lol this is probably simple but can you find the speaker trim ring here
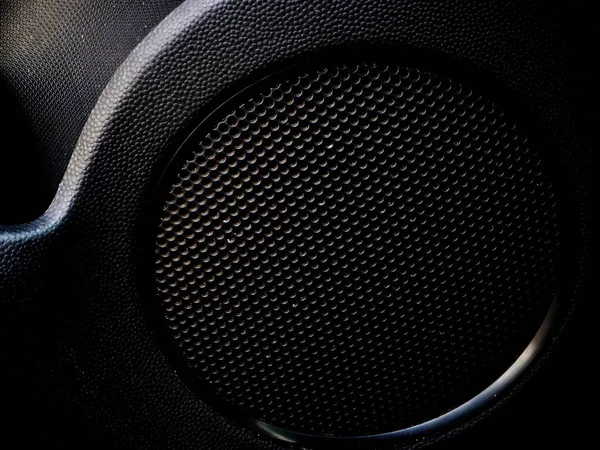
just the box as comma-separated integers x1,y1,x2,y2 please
248,297,558,445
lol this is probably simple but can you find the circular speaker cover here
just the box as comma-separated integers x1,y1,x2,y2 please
155,62,558,440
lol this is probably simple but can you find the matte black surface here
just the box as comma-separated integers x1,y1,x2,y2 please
0,1,593,448
0,0,183,223
156,62,558,436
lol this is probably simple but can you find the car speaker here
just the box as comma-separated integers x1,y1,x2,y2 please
154,60,561,443
0,1,590,449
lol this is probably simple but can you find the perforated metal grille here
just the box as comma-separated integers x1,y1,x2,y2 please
155,63,558,436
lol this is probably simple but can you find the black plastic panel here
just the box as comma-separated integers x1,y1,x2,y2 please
0,1,593,449
0,0,183,223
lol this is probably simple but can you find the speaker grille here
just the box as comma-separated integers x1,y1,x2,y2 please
155,63,558,436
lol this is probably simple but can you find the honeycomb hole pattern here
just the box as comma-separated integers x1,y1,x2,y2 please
155,63,559,436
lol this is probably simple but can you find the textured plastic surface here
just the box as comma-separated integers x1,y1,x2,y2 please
0,0,183,223
156,63,558,436
0,1,592,449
